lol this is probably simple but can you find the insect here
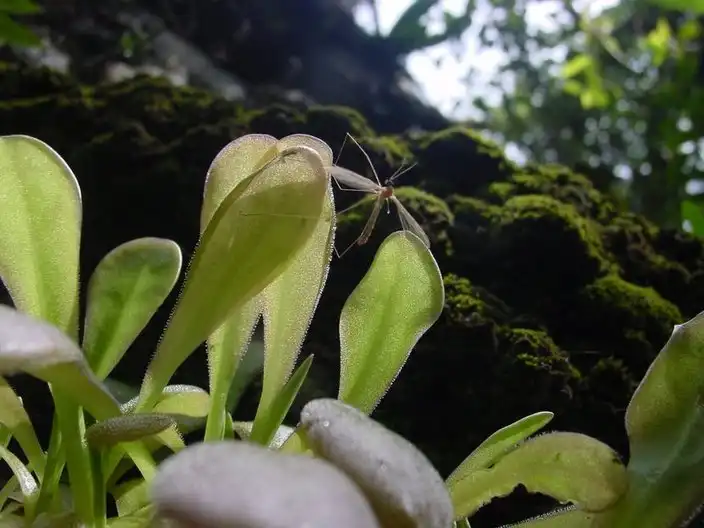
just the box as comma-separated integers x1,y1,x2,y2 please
329,133,430,257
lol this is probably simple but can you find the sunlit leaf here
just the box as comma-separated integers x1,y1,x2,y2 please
682,200,704,237
203,133,334,442
561,54,593,79
446,411,554,487
338,231,444,414
0,444,38,518
137,143,329,412
0,135,81,337
0,377,44,477
450,432,627,519
603,310,704,526
252,133,335,448
83,237,181,379
647,0,704,14
250,355,314,445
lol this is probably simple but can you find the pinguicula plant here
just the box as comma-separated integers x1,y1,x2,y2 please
0,132,701,528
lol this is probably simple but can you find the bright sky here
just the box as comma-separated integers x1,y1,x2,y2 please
353,0,619,120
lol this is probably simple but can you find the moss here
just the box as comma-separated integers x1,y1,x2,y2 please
411,126,516,198
483,194,614,307
573,274,682,373
374,274,579,477
487,165,616,222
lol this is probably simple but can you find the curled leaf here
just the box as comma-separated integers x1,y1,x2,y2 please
446,411,554,487
450,432,627,519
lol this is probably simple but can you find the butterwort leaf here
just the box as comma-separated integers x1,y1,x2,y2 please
0,135,81,337
338,231,443,414
137,141,329,412
83,237,182,379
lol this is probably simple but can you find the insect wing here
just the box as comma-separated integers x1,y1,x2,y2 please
392,196,430,248
329,165,380,192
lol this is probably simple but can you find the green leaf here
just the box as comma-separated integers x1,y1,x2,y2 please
0,13,40,46
387,0,436,44
682,200,704,237
446,411,554,487
450,432,627,519
0,0,42,14
226,338,265,412
203,133,334,442
250,354,314,445
338,231,444,414
599,310,704,526
647,0,704,14
252,133,335,444
85,414,175,449
0,135,81,337
136,141,330,412
0,444,38,519
561,54,593,79
0,377,45,477
645,18,672,67
113,478,149,517
83,237,182,379
232,421,296,449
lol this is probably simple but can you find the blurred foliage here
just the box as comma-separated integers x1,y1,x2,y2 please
360,0,704,232
364,0,474,54
0,0,41,47
442,0,704,232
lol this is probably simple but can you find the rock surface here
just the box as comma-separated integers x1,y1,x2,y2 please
0,61,702,524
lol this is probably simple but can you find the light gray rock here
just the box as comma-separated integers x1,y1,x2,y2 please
150,440,381,528
300,398,454,528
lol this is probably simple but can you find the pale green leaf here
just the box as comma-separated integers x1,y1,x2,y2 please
0,377,44,477
647,0,704,14
604,310,704,526
203,134,333,442
253,133,335,447
233,421,296,449
0,443,38,518
137,143,329,412
0,135,81,337
250,354,314,445
446,411,554,487
561,55,593,79
83,237,182,379
451,432,627,519
338,231,444,414
113,479,149,518
682,200,704,237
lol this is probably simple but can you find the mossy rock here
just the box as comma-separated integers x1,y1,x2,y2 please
1,60,704,525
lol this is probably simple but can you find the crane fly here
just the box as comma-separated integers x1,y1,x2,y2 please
329,133,430,257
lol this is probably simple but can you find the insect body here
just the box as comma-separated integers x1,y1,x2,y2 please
329,134,430,257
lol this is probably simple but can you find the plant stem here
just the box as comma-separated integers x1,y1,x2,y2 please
53,395,94,525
